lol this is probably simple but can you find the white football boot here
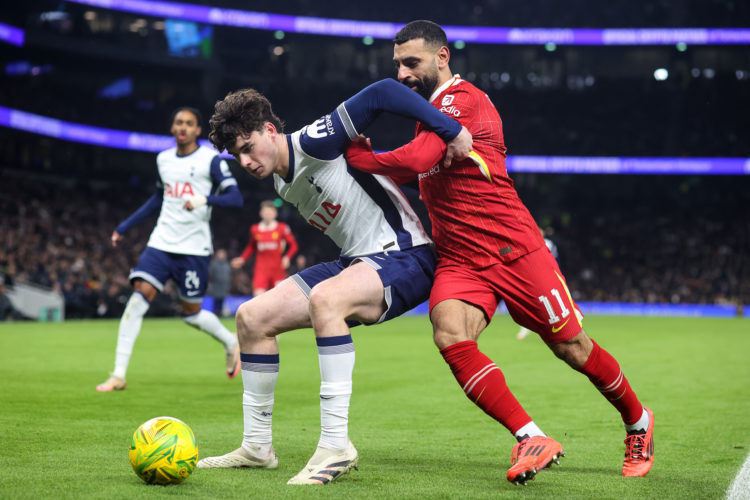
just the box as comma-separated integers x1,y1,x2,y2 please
197,444,278,469
287,441,358,485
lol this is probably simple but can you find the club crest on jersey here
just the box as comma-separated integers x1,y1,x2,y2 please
164,181,195,198
306,114,335,139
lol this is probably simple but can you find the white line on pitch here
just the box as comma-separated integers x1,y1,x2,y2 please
727,451,750,500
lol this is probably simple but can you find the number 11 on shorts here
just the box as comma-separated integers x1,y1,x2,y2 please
539,289,570,324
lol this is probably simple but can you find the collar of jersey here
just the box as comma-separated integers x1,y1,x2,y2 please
175,145,201,158
282,134,295,183
429,74,462,104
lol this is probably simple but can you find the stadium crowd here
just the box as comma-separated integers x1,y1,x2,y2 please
1,160,747,321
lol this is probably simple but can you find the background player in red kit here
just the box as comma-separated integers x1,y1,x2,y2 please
346,20,654,484
232,200,298,296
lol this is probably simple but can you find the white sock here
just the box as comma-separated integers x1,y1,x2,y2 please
514,421,546,441
113,292,150,379
316,334,355,450
183,309,237,349
624,407,649,433
240,353,278,455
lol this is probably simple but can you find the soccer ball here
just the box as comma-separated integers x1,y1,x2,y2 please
129,416,199,485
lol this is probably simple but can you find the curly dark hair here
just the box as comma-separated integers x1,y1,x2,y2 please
393,20,447,49
208,89,285,153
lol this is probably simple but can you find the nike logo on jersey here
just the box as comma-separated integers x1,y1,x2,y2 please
186,290,200,296
551,318,570,333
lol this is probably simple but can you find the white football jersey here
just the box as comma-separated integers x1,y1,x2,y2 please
147,145,237,256
274,104,431,257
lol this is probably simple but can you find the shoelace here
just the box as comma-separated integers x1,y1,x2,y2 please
624,434,645,460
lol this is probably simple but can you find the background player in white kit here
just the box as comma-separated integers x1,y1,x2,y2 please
96,107,244,392
196,80,471,484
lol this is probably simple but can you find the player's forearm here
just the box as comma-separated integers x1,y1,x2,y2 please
341,79,461,141
345,132,445,175
207,185,243,208
240,243,255,261
115,192,162,234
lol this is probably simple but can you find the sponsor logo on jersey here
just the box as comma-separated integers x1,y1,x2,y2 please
257,241,280,251
418,164,441,180
441,95,454,106
306,114,336,139
164,181,195,198
308,201,341,232
440,105,461,117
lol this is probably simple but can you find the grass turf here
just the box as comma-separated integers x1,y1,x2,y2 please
0,314,748,499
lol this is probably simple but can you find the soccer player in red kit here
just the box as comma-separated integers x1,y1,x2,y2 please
232,200,298,296
345,20,653,484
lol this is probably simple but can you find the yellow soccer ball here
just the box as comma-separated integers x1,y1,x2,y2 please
129,416,199,485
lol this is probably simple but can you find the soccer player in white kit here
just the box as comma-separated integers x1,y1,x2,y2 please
96,107,244,392
195,80,472,484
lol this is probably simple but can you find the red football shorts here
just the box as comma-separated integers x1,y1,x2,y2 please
429,247,583,343
252,266,286,292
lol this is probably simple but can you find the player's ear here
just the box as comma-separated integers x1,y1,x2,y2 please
265,121,278,136
437,45,450,69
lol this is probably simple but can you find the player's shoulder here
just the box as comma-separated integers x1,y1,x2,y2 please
156,147,178,162
448,78,485,100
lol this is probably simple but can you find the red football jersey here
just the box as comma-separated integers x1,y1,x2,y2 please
240,221,298,272
345,76,544,268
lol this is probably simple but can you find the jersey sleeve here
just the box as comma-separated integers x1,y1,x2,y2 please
281,224,299,259
345,130,446,177
209,156,238,192
297,79,462,161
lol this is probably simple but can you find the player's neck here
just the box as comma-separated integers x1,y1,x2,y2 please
273,133,290,177
176,142,199,157
260,220,278,230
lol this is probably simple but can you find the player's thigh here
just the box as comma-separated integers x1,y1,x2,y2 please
498,249,583,343
430,299,488,348
309,261,385,324
429,264,495,348
237,277,312,336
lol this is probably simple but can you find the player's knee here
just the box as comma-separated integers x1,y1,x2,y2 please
549,329,591,369
432,327,464,350
235,301,265,345
308,284,340,321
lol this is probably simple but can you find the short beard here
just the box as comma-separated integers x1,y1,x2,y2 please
414,72,439,100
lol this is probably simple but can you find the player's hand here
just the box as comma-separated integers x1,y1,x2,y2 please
184,195,207,211
352,133,372,149
443,126,472,167
111,231,123,248
281,256,290,270
230,257,245,269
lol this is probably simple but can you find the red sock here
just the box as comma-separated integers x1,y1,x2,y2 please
578,339,643,425
440,340,531,434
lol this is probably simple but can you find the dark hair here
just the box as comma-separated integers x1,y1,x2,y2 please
208,89,285,153
170,106,203,128
393,20,447,48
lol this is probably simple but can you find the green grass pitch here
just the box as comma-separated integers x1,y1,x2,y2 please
1,314,748,499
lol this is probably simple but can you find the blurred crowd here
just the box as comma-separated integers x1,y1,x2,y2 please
1,166,747,321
